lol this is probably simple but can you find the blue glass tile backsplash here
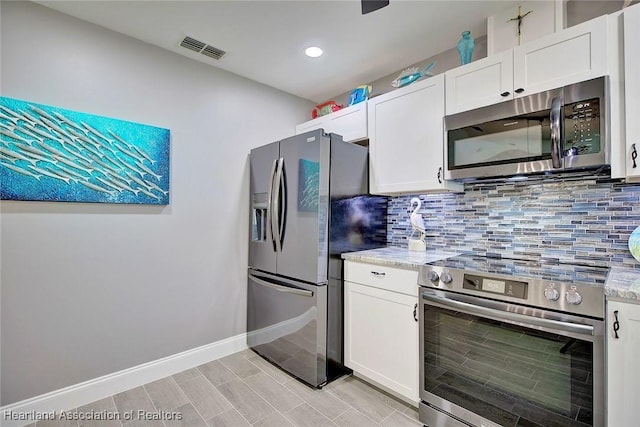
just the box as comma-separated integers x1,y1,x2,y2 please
387,176,640,268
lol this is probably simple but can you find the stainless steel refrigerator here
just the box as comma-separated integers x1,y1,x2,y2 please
248,129,386,388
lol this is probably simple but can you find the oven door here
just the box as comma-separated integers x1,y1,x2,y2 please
419,288,604,427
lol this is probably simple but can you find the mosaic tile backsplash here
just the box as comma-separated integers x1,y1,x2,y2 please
387,174,640,269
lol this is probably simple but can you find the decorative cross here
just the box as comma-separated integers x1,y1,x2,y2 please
507,5,533,45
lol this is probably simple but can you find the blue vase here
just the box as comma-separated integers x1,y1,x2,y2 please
457,30,475,65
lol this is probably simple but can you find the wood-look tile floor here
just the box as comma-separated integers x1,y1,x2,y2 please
27,349,422,427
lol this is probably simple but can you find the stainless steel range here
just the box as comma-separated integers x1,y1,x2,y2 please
418,255,608,427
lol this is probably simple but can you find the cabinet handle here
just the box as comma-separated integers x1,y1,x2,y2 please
632,144,637,169
500,91,510,97
371,271,386,277
514,88,525,94
437,167,442,184
613,310,620,339
413,303,418,322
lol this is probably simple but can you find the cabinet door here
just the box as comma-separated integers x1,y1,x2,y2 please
607,300,640,427
513,14,608,97
295,116,325,135
445,50,513,115
624,4,640,180
328,103,367,142
368,75,462,195
344,280,418,404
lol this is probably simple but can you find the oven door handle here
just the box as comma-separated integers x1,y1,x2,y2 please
422,292,595,337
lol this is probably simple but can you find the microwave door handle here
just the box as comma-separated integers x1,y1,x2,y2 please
267,158,278,251
550,96,563,169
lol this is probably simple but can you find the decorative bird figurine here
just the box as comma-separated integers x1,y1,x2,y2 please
410,197,426,243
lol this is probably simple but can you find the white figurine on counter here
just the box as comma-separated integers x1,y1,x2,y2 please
409,197,427,251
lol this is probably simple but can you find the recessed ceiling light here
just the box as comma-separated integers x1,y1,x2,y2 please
305,46,323,58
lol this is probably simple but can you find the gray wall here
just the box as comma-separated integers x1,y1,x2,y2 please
0,1,312,405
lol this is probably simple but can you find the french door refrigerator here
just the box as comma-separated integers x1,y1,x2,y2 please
248,129,386,387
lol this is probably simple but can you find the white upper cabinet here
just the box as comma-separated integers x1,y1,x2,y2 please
446,15,609,115
295,102,367,143
327,103,368,142
445,50,514,115
295,115,324,135
512,14,608,97
368,75,463,195
623,4,640,181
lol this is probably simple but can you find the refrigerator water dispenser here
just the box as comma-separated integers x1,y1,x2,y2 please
252,193,268,242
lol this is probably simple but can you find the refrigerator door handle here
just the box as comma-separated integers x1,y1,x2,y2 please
278,158,287,249
249,274,314,298
267,158,278,251
272,157,285,252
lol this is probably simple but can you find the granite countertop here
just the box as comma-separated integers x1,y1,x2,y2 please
342,247,640,303
341,246,459,270
605,266,640,302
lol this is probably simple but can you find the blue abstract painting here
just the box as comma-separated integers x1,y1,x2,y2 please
298,159,319,212
0,97,170,204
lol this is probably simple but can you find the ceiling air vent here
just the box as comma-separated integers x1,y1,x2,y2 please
180,36,206,53
202,45,226,60
179,36,226,60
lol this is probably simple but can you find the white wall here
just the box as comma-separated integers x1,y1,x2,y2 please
0,1,312,405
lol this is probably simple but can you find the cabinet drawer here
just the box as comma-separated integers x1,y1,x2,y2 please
344,261,418,296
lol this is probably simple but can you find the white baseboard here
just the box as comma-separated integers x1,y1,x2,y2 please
1,333,247,427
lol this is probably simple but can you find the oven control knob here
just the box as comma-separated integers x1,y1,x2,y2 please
543,285,560,301
565,286,583,305
441,272,453,284
428,271,440,282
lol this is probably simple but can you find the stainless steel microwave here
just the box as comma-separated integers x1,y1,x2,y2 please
445,77,609,181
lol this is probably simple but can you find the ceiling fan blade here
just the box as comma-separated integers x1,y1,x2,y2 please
361,0,389,15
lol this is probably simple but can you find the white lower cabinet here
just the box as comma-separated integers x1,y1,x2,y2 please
344,261,419,405
607,299,640,427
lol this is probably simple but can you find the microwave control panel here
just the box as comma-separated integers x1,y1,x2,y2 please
564,97,600,156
